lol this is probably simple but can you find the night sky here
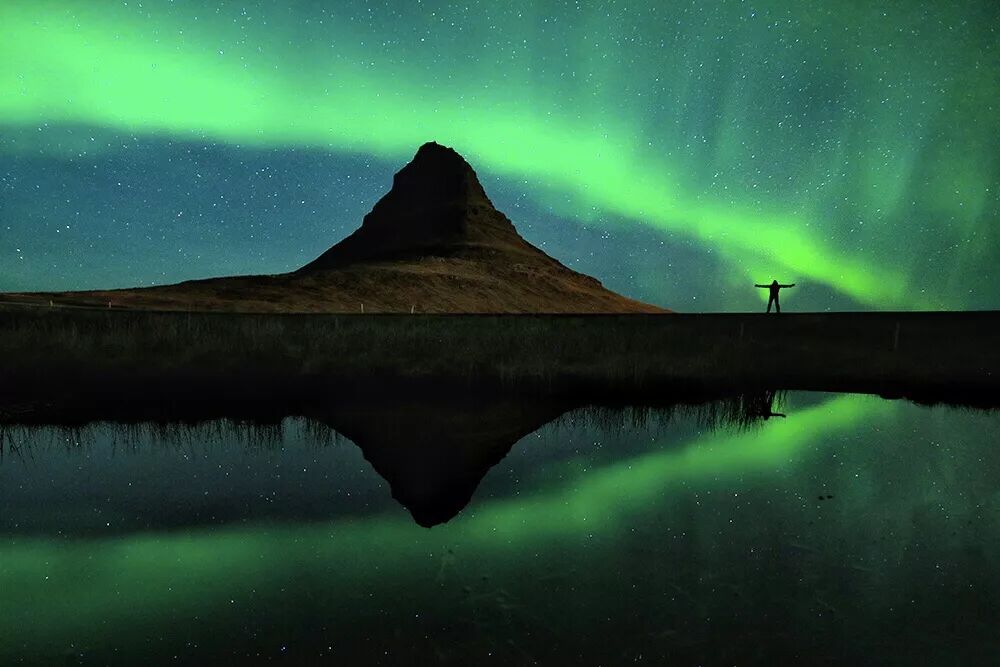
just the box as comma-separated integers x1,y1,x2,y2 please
1,0,997,311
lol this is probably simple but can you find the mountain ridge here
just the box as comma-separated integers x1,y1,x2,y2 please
2,142,667,313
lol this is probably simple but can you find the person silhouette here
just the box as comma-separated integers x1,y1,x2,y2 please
754,280,795,313
759,389,786,419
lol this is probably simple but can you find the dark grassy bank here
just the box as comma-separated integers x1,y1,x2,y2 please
1,306,998,416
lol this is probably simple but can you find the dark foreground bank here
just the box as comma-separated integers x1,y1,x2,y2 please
1,306,997,415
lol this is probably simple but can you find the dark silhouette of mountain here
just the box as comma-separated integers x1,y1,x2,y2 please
0,389,797,532
300,141,516,269
4,142,665,313
312,395,571,527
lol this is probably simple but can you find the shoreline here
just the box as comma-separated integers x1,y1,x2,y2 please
2,306,997,420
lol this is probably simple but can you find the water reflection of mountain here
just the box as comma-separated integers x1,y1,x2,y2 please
308,390,792,526
0,391,789,532
314,397,573,526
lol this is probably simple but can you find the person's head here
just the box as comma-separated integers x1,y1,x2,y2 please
771,279,779,285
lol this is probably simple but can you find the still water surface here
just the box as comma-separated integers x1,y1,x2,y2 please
1,392,997,665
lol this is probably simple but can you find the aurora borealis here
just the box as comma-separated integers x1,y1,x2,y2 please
3,394,999,663
1,0,997,310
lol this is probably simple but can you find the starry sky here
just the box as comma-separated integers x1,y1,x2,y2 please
1,0,997,311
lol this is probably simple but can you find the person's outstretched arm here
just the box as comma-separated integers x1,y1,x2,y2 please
780,283,795,288
754,284,768,288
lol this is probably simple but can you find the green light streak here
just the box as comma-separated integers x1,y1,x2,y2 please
464,393,885,538
1,2,995,308
0,394,885,656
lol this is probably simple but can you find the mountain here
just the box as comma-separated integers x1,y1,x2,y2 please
314,395,571,527
300,141,515,271
3,142,666,313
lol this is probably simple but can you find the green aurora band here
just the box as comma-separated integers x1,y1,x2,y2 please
0,393,887,655
1,1,997,308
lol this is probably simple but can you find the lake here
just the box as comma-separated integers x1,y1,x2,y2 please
1,392,997,665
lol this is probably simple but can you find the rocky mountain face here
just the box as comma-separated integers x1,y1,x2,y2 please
301,141,518,269
5,142,667,313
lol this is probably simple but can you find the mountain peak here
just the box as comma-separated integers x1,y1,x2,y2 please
412,140,462,160
15,141,667,313
299,141,516,270
389,141,494,212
